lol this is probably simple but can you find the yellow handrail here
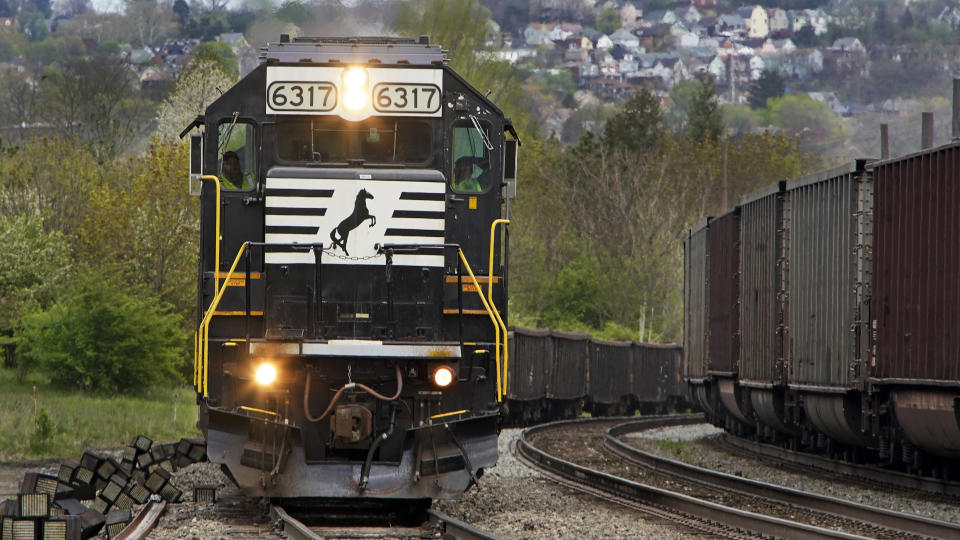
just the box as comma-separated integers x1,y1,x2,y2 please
198,242,248,397
194,175,222,393
457,248,503,402
487,219,510,398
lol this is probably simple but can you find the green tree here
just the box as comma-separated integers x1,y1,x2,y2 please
0,215,70,379
156,57,235,141
17,272,186,393
595,4,620,35
687,78,722,144
0,137,101,236
602,87,665,153
193,41,238,78
276,0,313,25
748,69,785,109
78,140,199,315
38,53,156,161
764,94,843,154
19,12,48,42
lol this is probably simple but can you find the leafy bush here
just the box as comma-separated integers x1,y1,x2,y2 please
17,272,186,393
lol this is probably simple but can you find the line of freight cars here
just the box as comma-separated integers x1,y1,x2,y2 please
685,141,960,478
503,328,688,426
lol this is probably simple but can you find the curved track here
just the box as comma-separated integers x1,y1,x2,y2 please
606,420,960,539
518,415,958,539
721,434,960,497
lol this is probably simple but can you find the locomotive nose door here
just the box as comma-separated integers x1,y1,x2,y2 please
446,117,502,274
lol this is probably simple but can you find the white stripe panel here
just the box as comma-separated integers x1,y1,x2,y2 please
266,177,445,192
264,198,443,212
266,196,332,208
390,218,445,230
265,215,327,227
265,252,444,266
265,234,445,246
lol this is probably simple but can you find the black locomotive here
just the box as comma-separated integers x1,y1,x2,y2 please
187,36,519,501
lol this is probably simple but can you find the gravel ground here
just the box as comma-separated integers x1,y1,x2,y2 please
624,424,960,525
432,428,703,539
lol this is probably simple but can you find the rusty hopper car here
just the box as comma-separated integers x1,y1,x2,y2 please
869,143,960,467
187,36,520,502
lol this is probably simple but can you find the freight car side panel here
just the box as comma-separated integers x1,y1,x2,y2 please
786,164,864,387
872,144,960,382
507,328,552,401
550,331,590,400
684,224,709,380
589,340,632,404
634,343,682,403
707,209,741,375
738,184,786,384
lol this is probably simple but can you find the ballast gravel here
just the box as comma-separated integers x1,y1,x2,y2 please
624,424,960,525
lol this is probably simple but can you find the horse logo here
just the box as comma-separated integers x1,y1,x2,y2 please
329,188,376,256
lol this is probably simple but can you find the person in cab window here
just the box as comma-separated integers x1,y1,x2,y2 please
454,156,485,192
220,151,255,190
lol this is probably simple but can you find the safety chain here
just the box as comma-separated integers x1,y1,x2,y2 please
301,243,385,262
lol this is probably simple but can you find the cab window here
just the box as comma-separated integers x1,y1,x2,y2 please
218,122,256,191
276,116,432,166
451,120,492,193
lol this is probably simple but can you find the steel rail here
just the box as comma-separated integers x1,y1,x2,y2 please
270,504,502,539
519,415,869,540
426,509,502,539
723,433,960,497
270,505,318,540
607,421,960,539
113,499,167,540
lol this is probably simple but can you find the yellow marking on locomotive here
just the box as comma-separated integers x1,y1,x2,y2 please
442,309,491,315
240,406,278,416
213,311,265,316
223,342,237,347
215,271,262,280
468,196,477,209
431,410,467,419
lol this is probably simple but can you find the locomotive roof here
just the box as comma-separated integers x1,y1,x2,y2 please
259,35,448,66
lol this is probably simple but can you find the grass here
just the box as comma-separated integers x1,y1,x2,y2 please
0,368,200,461
654,439,687,458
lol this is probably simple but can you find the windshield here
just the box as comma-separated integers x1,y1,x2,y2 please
277,116,433,166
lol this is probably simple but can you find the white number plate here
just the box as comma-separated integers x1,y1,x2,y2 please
267,82,337,112
373,83,441,114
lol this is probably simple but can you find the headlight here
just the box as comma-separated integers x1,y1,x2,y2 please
432,366,454,388
254,363,277,386
342,66,368,111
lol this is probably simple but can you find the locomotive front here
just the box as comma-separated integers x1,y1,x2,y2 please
186,36,518,501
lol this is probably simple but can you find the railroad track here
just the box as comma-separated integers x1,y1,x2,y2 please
606,419,960,539
271,504,501,539
517,414,959,539
720,434,960,497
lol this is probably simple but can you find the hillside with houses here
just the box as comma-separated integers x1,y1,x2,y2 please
486,0,960,157
1,0,959,158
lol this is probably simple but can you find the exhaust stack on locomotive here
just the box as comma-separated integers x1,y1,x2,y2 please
185,36,519,500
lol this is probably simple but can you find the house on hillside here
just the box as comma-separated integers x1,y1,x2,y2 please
737,5,769,39
596,34,614,49
767,8,789,33
523,23,554,46
679,5,702,25
643,9,678,26
218,33,257,77
677,31,700,48
609,28,640,49
714,14,745,36
830,37,865,54
620,2,643,28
